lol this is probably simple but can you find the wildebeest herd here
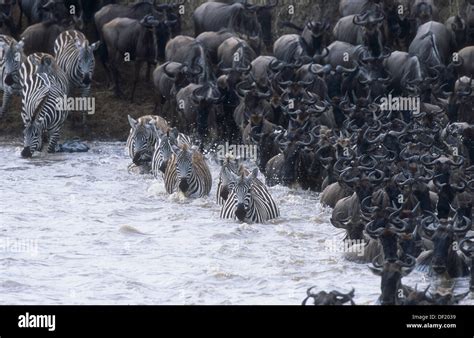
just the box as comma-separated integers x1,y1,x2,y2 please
1,0,474,305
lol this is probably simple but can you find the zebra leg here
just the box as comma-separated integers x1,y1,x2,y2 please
47,130,61,153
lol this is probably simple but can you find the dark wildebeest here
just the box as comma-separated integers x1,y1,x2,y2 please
274,20,330,64
152,61,201,117
193,1,262,39
102,14,176,100
383,51,423,96
165,35,214,83
174,82,223,140
457,46,474,76
20,18,82,55
217,36,256,70
333,7,386,57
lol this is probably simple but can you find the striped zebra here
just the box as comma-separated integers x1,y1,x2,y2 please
216,154,241,205
164,144,212,198
151,128,192,178
220,166,279,223
54,30,100,126
126,115,168,166
0,35,25,117
20,53,69,158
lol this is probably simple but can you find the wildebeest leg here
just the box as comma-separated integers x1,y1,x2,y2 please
0,91,11,118
130,61,143,102
109,52,124,98
47,129,61,153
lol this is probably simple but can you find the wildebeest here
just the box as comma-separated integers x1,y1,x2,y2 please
102,14,176,100
274,20,330,64
165,35,213,83
193,1,262,39
333,7,386,57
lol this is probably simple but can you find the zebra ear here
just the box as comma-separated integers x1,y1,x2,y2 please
17,38,25,49
127,115,138,129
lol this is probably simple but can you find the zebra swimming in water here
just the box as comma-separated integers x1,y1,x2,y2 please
20,53,69,158
0,34,25,118
151,127,192,179
54,30,100,127
126,114,169,167
164,143,212,198
216,154,241,206
220,165,279,223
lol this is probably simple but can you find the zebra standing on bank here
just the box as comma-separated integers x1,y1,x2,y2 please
151,127,192,178
126,114,169,166
20,53,69,158
220,165,279,223
164,144,212,198
54,30,100,126
0,35,25,117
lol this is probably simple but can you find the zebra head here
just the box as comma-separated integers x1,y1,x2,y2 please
153,128,176,174
228,168,258,222
128,115,157,165
3,38,24,92
176,145,194,194
217,154,240,204
21,115,45,158
75,39,99,88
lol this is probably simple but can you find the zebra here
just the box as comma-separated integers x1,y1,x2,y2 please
126,114,169,166
164,144,212,198
54,30,100,127
220,166,279,223
216,154,241,205
20,53,70,158
0,35,25,117
151,127,192,179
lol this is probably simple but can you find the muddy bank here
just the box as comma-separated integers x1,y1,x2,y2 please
0,0,461,142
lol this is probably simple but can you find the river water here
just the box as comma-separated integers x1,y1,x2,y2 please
0,141,472,305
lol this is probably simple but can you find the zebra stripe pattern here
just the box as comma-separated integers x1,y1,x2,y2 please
0,35,24,117
164,144,212,198
126,115,169,165
20,53,69,157
152,128,192,178
220,167,279,223
216,155,240,205
54,30,99,97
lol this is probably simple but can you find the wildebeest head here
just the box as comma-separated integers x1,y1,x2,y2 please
302,287,355,305
230,2,262,39
191,82,223,137
422,214,471,274
369,254,416,305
